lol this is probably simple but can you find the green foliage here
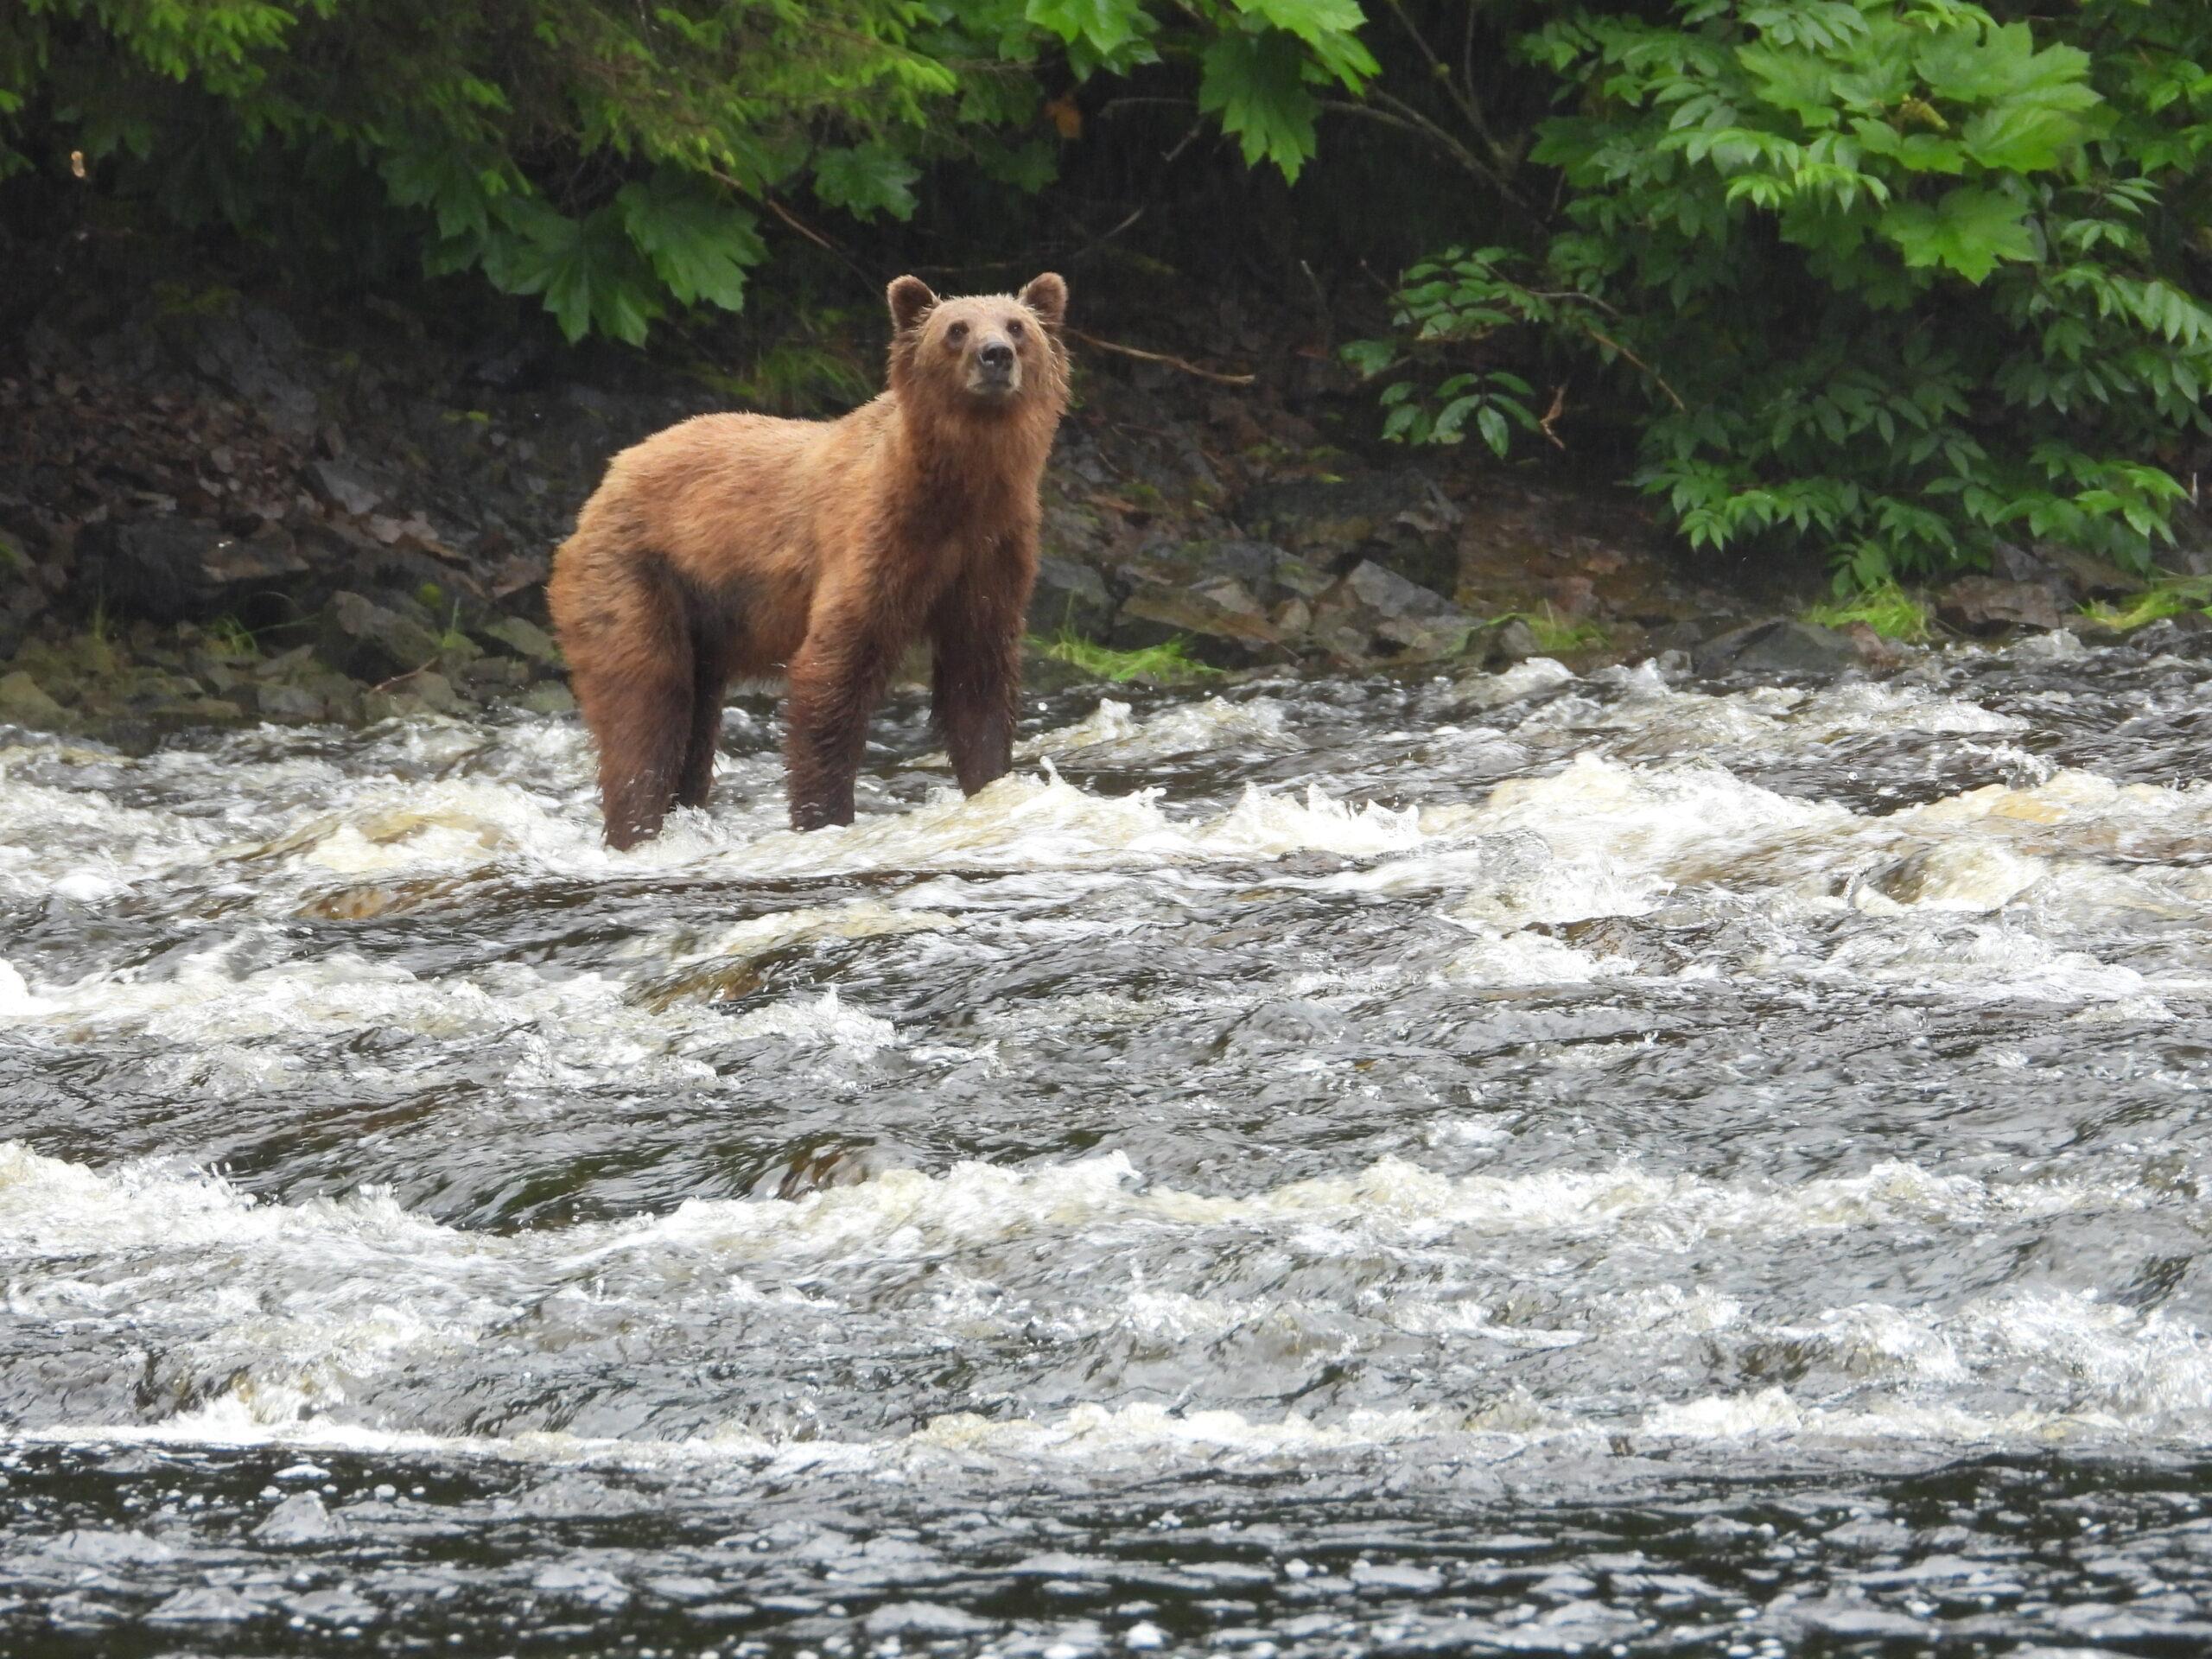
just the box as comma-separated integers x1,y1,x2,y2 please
1802,581,1930,640
1353,2,2212,584
1,0,1375,343
1031,630,1225,683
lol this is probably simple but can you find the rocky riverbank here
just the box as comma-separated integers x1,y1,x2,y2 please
1,280,2196,746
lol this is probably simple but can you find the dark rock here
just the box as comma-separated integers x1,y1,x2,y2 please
1839,621,1905,669
2042,544,2139,601
256,683,326,722
1026,556,1113,639
308,458,385,518
1114,579,1281,664
1643,617,1720,658
1692,619,1859,679
320,590,442,681
188,304,317,438
1306,559,1476,664
1936,575,2063,635
74,518,306,625
1463,616,1544,669
1234,469,1461,590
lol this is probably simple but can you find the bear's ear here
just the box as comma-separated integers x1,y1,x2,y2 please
887,274,938,334
1018,272,1068,331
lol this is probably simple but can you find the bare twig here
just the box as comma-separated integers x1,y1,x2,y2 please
1382,0,1519,185
1580,326,1685,410
1067,327,1255,386
1299,259,1333,353
1538,383,1568,449
1319,97,1520,202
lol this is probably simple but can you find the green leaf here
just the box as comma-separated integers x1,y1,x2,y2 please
811,143,920,221
616,176,763,312
1025,0,1147,57
1960,103,2088,173
1878,186,2037,282
1476,403,1511,457
1234,0,1378,91
482,199,661,346
1198,29,1319,182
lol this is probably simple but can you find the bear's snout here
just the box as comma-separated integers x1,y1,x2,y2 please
969,335,1020,395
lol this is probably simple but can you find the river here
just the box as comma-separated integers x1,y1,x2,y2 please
3,633,2211,1654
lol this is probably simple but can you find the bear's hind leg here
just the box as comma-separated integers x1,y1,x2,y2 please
579,665,695,849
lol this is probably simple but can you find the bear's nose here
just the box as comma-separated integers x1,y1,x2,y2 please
979,341,1014,373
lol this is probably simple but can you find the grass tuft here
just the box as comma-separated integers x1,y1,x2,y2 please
2080,578,2212,632
1802,582,1929,642
1030,630,1224,683
206,614,259,660
1485,605,1610,654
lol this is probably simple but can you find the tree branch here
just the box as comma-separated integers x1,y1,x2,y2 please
1068,327,1255,386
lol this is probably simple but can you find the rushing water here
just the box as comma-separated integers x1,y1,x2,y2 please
5,633,2212,1655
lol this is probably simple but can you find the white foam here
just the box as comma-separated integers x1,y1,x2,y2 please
1019,696,1296,763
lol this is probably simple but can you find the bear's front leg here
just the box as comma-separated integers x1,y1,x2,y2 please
783,622,898,830
929,556,1031,796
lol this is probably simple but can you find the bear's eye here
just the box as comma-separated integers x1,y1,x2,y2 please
1007,318,1026,340
945,321,969,344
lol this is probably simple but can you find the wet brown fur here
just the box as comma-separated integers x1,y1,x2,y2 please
547,273,1071,846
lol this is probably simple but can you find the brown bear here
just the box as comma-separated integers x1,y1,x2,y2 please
547,272,1071,847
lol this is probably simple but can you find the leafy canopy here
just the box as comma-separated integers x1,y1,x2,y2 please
0,0,1375,342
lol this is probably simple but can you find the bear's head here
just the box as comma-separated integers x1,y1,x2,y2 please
887,273,1069,419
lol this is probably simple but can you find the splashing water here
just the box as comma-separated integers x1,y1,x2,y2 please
6,643,2212,1652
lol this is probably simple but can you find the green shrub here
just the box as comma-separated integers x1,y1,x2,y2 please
1351,2,2212,587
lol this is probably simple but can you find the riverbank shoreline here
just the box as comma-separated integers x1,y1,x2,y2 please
2,272,2191,747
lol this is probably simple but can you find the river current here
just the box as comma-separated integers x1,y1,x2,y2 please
4,633,2212,1655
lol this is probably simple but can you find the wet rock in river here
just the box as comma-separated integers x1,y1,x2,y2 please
320,589,443,681
0,669,64,721
1936,575,2063,636
253,1491,346,1546
1462,615,1544,670
254,682,326,722
1692,618,1860,678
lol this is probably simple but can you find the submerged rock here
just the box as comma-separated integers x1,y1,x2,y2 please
253,1491,346,1546
1692,618,1859,678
